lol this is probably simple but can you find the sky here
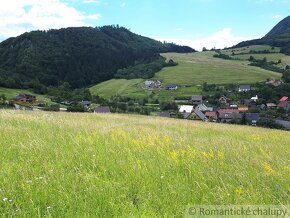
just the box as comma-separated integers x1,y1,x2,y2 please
0,0,290,50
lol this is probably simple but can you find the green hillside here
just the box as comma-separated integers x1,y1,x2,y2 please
90,79,146,99
0,110,289,217
91,51,281,100
0,26,194,90
155,52,280,85
0,87,52,104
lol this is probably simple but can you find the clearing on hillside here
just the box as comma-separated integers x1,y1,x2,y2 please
156,52,281,86
0,110,289,217
91,51,281,100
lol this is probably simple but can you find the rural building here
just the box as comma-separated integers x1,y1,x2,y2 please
238,107,249,112
196,104,213,112
94,106,111,113
81,101,91,107
191,96,203,105
205,111,218,120
238,85,251,92
275,119,290,129
158,111,171,118
251,95,258,102
179,105,194,119
179,105,194,113
218,112,241,123
245,113,260,126
144,80,161,90
266,103,277,109
266,80,282,86
219,96,231,104
277,96,290,110
165,84,178,90
14,94,36,104
193,108,208,121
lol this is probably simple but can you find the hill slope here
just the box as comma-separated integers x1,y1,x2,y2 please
0,26,194,89
0,110,289,216
91,51,281,100
235,15,290,54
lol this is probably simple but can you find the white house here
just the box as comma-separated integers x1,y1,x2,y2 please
251,95,258,102
179,105,194,113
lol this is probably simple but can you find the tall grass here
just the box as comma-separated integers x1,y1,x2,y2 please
0,110,289,217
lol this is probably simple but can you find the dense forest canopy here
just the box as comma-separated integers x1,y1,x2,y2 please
0,25,195,90
234,15,290,54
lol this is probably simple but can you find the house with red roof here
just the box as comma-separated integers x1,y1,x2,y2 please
278,96,290,110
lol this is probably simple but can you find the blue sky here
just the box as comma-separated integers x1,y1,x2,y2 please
0,0,289,50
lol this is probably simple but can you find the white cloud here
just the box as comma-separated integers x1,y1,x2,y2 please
0,0,101,42
83,0,101,3
156,28,255,51
175,28,184,32
272,14,282,19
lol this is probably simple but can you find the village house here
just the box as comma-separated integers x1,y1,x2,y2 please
238,84,251,92
250,95,258,102
14,94,36,104
238,107,249,112
94,106,111,113
205,111,218,121
165,84,178,90
191,95,203,105
81,101,91,107
196,104,213,112
144,80,161,90
158,111,171,118
245,113,260,126
265,80,282,87
277,96,290,110
275,119,290,129
179,105,194,119
219,96,231,105
192,108,208,121
266,103,277,109
218,112,242,123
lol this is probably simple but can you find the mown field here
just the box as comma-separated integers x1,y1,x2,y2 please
91,50,281,100
0,110,289,217
222,45,290,68
156,52,281,86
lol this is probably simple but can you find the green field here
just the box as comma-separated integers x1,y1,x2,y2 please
90,79,147,99
0,87,52,104
90,79,201,101
222,45,290,68
0,110,289,217
91,51,281,100
223,45,281,55
156,52,281,86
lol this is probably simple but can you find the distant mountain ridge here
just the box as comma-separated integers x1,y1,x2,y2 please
0,25,194,90
234,15,290,54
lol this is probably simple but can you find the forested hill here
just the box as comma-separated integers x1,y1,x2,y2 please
0,25,194,90
234,15,290,54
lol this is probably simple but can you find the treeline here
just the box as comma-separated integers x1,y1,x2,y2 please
0,25,195,92
115,56,177,79
248,57,290,83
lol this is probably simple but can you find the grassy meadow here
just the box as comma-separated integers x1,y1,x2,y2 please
0,110,289,217
90,51,281,101
156,52,281,86
0,87,52,104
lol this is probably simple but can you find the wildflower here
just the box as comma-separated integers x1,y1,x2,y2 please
263,162,275,175
235,187,243,195
170,151,179,162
